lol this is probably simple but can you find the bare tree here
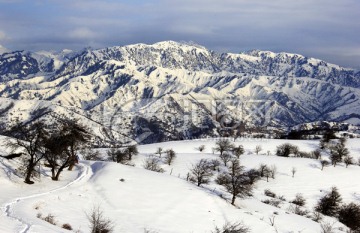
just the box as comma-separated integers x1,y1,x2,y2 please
44,120,91,180
209,159,221,172
87,205,114,233
264,167,271,182
189,159,213,186
107,148,131,165
255,145,262,155
291,167,296,178
258,164,268,177
312,149,322,160
6,121,47,184
244,169,260,185
269,165,277,179
214,139,234,156
219,152,233,167
216,159,253,205
320,160,329,171
343,156,354,168
155,147,163,158
233,145,244,158
165,149,176,165
58,119,91,171
125,145,139,161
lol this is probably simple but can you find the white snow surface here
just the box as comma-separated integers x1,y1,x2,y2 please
1,137,360,233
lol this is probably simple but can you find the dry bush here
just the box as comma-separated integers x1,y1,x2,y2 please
143,157,165,173
87,206,114,233
212,221,250,233
62,223,73,230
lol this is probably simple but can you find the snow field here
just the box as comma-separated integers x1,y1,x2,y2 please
0,138,359,232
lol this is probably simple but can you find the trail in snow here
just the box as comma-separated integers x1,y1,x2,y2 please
0,162,92,233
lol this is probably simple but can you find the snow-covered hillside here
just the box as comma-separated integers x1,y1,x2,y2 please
1,137,360,232
0,41,360,144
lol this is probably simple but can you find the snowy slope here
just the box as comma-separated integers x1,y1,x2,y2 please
1,137,360,232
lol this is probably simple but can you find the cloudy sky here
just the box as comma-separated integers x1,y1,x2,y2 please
0,0,359,68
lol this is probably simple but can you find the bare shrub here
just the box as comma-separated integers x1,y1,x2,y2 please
262,199,282,208
291,193,306,207
264,189,276,198
143,157,165,173
320,221,336,233
212,221,250,233
255,145,262,155
311,210,323,222
43,213,57,225
87,206,114,233
165,149,176,165
196,145,206,152
288,204,309,216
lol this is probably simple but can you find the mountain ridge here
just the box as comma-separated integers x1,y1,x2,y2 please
0,41,359,144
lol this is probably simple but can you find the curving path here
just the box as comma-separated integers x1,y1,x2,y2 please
0,162,92,233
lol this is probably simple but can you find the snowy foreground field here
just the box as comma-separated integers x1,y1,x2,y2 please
1,138,360,233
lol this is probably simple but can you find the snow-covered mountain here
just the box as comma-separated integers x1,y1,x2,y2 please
0,41,359,144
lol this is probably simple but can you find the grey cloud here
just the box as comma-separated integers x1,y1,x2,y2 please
0,0,359,68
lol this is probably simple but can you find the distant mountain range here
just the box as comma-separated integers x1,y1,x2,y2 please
0,41,359,144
